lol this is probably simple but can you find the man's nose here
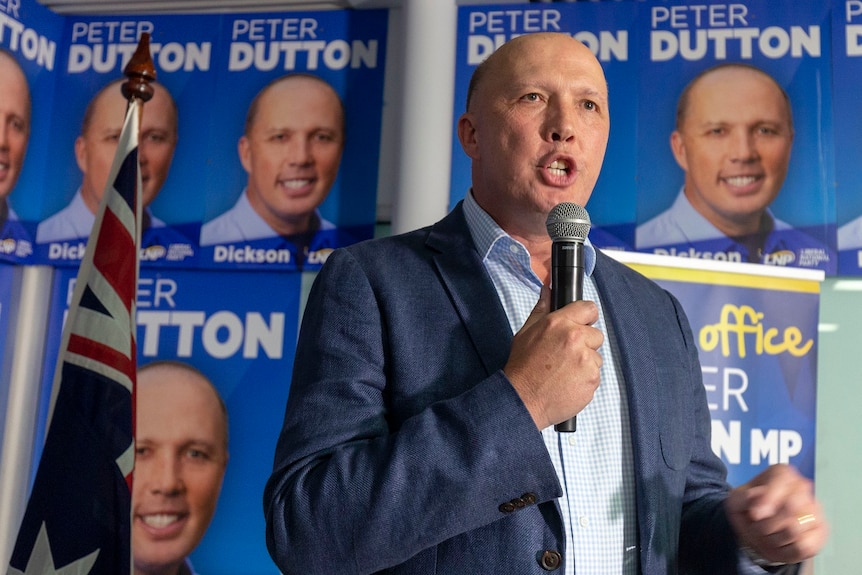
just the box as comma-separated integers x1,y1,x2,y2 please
546,103,576,144
729,131,759,162
149,457,184,496
286,137,313,166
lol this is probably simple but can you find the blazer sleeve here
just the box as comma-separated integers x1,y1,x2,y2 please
263,245,562,575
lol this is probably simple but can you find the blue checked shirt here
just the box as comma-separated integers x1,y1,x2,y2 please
463,192,638,575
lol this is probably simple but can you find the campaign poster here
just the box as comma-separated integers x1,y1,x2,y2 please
450,2,638,250
37,266,300,574
31,13,221,268
833,0,862,274
199,9,387,272
610,251,821,485
634,0,836,274
0,0,63,264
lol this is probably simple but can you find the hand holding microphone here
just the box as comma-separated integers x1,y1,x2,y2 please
504,203,603,432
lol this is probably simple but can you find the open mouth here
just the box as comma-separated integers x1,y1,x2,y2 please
548,159,570,176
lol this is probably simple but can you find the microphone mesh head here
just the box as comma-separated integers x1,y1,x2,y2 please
546,203,591,242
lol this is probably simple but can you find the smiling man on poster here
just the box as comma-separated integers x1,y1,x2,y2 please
200,73,355,270
636,63,831,270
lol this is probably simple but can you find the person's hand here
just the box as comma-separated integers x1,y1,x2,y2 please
724,464,828,566
504,285,604,430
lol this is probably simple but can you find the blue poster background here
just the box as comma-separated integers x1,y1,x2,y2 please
450,2,638,250
38,267,301,574
634,0,836,273
833,0,862,274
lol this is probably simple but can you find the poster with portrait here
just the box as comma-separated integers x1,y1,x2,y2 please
0,0,63,265
610,251,822,485
634,0,836,274
199,9,388,272
450,1,638,250
36,267,301,574
833,0,862,274
30,13,221,268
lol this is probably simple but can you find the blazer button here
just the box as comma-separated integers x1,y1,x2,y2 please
498,501,516,513
522,492,537,505
538,550,562,571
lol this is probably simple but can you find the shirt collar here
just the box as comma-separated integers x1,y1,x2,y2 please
462,190,596,277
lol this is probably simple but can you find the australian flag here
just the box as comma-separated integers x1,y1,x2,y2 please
7,96,142,575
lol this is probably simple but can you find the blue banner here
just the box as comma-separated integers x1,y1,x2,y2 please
611,252,822,484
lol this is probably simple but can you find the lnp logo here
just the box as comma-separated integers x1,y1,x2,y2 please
141,244,167,261
763,250,795,266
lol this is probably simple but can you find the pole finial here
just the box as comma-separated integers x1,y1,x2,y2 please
121,32,157,103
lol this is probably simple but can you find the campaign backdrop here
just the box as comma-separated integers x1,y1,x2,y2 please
451,1,838,272
37,267,301,574
450,2,638,250
610,251,822,485
833,0,862,274
0,0,63,264
635,0,836,273
13,7,387,271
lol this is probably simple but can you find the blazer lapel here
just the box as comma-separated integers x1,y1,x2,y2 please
425,204,514,377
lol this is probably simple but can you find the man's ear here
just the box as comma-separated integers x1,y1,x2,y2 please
669,130,689,172
457,113,480,160
74,135,87,173
238,136,252,174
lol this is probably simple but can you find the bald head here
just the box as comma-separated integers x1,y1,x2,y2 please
137,360,228,449
244,73,345,137
675,63,792,132
465,33,606,113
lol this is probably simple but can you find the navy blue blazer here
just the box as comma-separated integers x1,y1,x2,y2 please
264,203,789,575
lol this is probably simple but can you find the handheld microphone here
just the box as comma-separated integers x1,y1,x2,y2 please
545,203,591,433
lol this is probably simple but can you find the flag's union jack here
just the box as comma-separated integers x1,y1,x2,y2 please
8,97,142,575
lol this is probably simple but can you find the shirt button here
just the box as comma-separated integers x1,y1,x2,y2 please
538,550,562,571
579,516,589,528
567,435,577,446
508,244,519,254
